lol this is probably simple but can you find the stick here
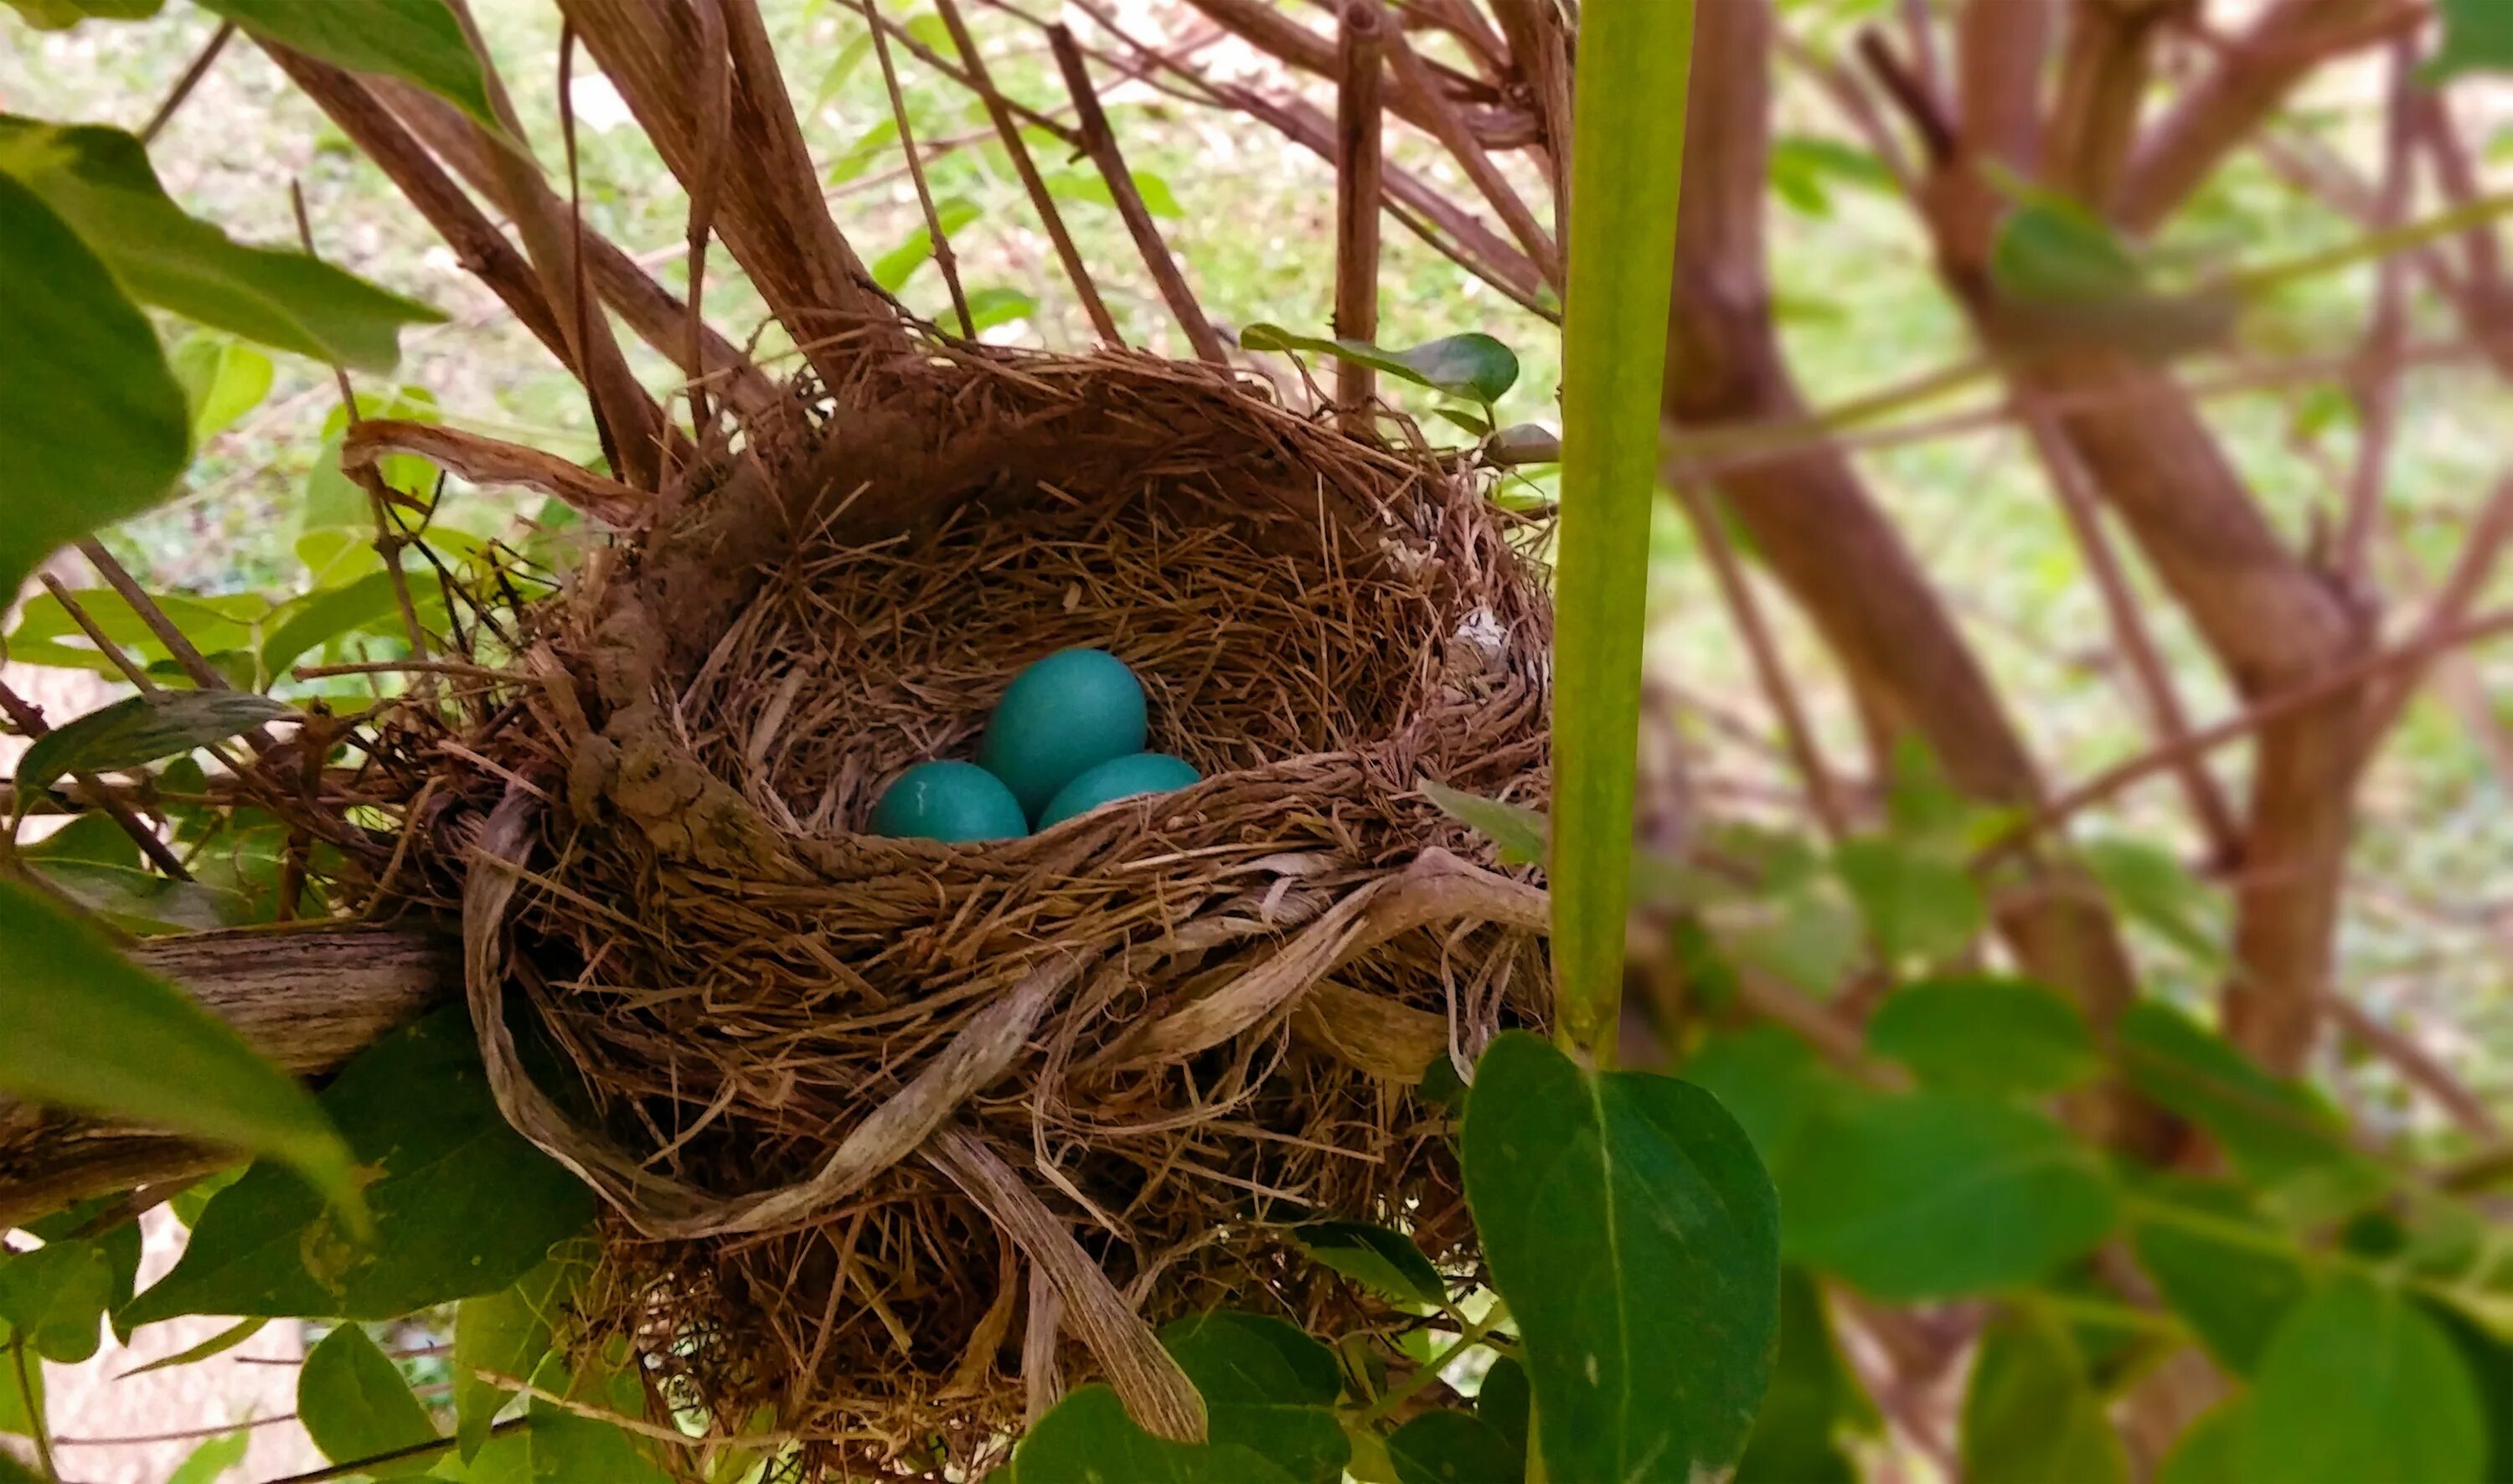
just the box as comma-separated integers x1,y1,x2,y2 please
932,0,1121,343
1333,0,1386,415
0,678,194,880
1045,26,1230,364
859,0,974,337
140,19,235,144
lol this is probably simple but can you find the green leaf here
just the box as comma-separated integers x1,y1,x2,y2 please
0,1326,41,1439
1159,1311,1347,1484
2128,1177,2309,1375
0,171,189,600
2431,0,2513,80
1041,166,1184,219
524,1400,674,1484
300,1324,438,1475
4,585,264,678
3,0,163,27
871,197,981,292
1767,136,1894,218
455,1257,582,1461
1991,196,2144,306
826,119,898,184
811,30,875,107
1292,1222,1447,1309
172,334,276,441
0,1239,115,1362
262,567,417,679
1014,1384,1298,1483
965,286,1035,333
1460,1031,1780,1480
17,692,292,803
1418,781,1546,867
195,0,503,137
2158,1400,2248,1484
2428,1300,2513,1484
2115,1002,2361,1188
1785,1092,2117,1299
1679,1025,1863,1180
2080,838,2223,966
121,1315,267,1376
0,878,356,1215
167,1429,250,1484
1834,835,1987,967
1239,326,1520,404
1475,1355,1530,1457
1735,1270,1866,1483
1865,976,2099,1096
1961,1311,2128,1484
0,118,445,371
125,1005,595,1324
2240,1276,2485,1484
1387,1410,1523,1484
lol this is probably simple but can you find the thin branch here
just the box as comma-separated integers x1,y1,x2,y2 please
679,0,730,435
859,0,973,338
1985,605,2513,858
139,19,235,144
0,678,195,880
263,1418,530,1483
2022,410,2245,865
1045,26,1229,363
1380,21,1560,288
10,1338,56,1482
1669,482,1850,840
2321,994,2505,1141
2338,39,2421,590
2362,476,2513,747
1334,0,1387,413
932,0,1121,343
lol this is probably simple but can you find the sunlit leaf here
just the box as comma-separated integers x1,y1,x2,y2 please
4,585,264,678
1991,196,2144,306
2129,1176,2309,1375
300,1324,437,1475
2240,1276,2486,1484
1461,1032,1780,1480
1418,781,1546,866
1866,976,2099,1096
197,0,503,137
0,172,188,600
166,1429,250,1484
870,197,980,292
121,1316,268,1376
455,1257,584,1461
172,333,276,442
811,30,875,108
3,0,163,27
2081,838,2223,966
1292,1221,1447,1309
0,879,357,1217
125,1006,593,1324
0,118,444,371
0,1238,116,1363
17,692,292,803
2431,0,2513,80
1786,1092,2117,1299
263,567,418,679
965,286,1035,333
1240,325,1520,404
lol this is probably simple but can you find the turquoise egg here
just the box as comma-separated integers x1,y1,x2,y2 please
978,648,1148,820
869,761,1028,842
1037,752,1201,828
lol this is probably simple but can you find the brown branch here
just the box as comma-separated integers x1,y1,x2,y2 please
2116,0,2397,234
1669,0,2146,1037
1334,0,1387,412
2363,477,2513,748
1953,0,2051,169
1487,0,1574,211
2022,410,2245,864
2045,0,2172,208
1176,0,1539,146
932,0,1122,344
139,18,235,144
2338,42,2420,589
0,922,457,1230
859,0,974,338
1045,26,1229,363
343,420,647,528
1381,19,1561,288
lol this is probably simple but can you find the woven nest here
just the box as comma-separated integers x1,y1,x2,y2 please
386,340,1553,1471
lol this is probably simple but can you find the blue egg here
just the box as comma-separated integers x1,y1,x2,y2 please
869,761,1028,842
1036,752,1201,828
978,648,1148,820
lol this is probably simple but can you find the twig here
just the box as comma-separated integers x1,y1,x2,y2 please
931,0,1121,343
1984,605,2513,858
40,575,163,699
1333,0,1386,415
1380,23,1560,288
261,1417,530,1483
2321,994,2504,1141
2362,475,2513,747
1045,26,1229,363
859,0,973,338
1669,482,1850,840
681,0,730,434
139,19,235,144
0,679,194,880
2338,39,2419,588
52,1410,299,1447
2022,410,2244,865
72,542,235,697
291,183,429,665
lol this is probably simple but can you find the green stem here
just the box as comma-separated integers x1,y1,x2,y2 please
1549,0,1701,1061
8,1338,55,1484
2227,190,2513,301
1361,1307,1509,1423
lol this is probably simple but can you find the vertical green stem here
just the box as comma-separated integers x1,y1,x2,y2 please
10,1337,57,1483
1548,0,1699,1061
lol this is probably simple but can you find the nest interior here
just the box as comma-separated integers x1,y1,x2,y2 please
404,345,1553,1464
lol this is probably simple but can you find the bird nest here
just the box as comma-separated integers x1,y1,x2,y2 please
384,341,1552,1470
